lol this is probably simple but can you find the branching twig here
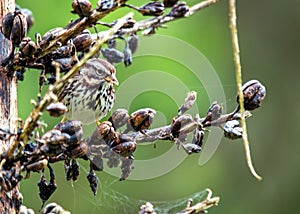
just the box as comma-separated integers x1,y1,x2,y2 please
6,13,134,159
229,0,262,180
177,189,220,214
113,0,221,37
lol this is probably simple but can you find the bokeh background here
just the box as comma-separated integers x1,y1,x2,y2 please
16,0,299,213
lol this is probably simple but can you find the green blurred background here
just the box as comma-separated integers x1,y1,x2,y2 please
15,0,299,213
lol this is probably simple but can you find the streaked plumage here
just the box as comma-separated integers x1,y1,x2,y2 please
58,58,118,124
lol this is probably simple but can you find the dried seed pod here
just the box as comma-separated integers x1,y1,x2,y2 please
26,158,48,172
127,108,156,133
72,29,93,52
47,75,56,84
41,130,69,146
10,11,27,46
178,91,197,116
107,157,122,168
90,155,103,171
122,17,136,29
223,120,243,140
50,42,74,59
170,114,193,139
139,2,165,16
42,202,70,214
108,109,129,129
111,141,136,159
97,0,114,11
16,68,26,81
54,120,82,136
54,120,83,145
53,58,75,72
66,159,80,181
101,48,124,64
87,170,98,195
66,141,88,158
107,39,117,49
91,121,116,143
19,37,37,58
192,126,204,147
168,2,189,18
71,0,92,17
205,101,223,122
128,34,139,54
120,158,134,181
38,172,57,207
42,27,65,42
163,0,179,7
46,102,68,117
1,11,27,46
12,191,23,211
1,12,15,39
19,8,34,31
139,202,157,214
238,80,266,110
123,44,132,67
182,143,201,154
142,27,156,36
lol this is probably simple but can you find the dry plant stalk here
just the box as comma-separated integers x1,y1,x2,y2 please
229,0,262,180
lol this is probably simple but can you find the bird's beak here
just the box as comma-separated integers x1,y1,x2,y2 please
105,74,119,86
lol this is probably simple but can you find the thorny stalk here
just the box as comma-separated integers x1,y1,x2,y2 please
5,12,134,160
229,0,262,180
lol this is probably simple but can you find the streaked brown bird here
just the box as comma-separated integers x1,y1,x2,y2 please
58,58,119,124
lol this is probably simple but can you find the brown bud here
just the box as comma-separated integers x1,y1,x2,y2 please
46,102,68,117
127,108,156,133
168,2,189,18
71,0,92,17
101,48,124,64
163,0,179,8
72,29,93,52
238,80,266,110
140,2,165,16
108,109,129,129
128,34,139,54
205,101,223,122
223,120,243,140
